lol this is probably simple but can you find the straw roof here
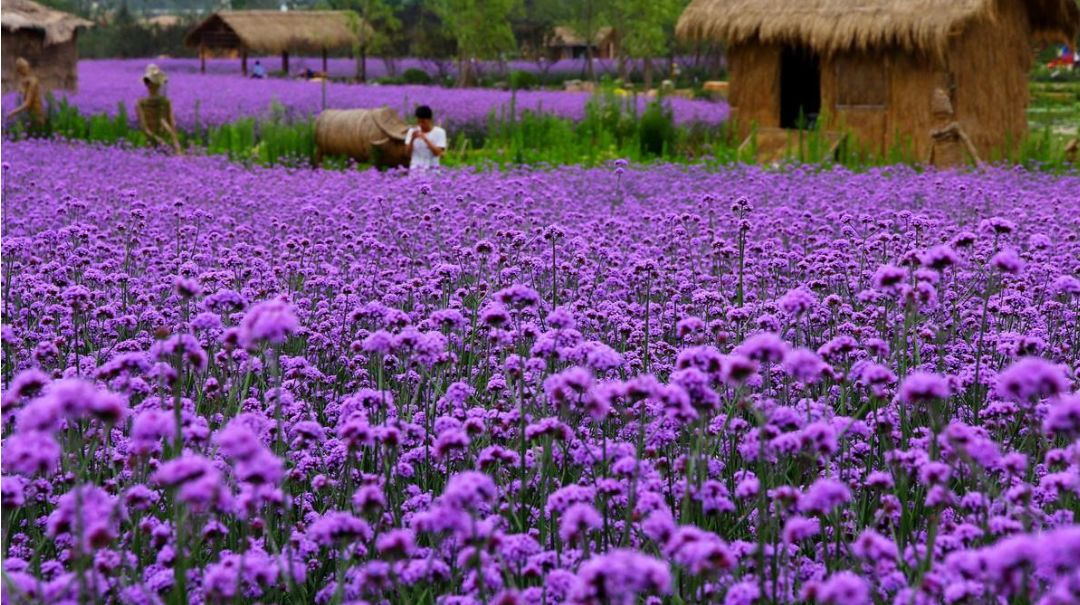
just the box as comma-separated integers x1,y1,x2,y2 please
142,15,184,28
185,10,365,54
547,25,614,48
1,0,92,45
677,0,1080,56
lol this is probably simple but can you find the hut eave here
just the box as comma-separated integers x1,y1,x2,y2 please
184,10,366,55
1,0,92,45
676,0,1080,57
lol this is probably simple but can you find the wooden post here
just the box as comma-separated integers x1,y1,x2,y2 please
242,49,248,77
200,44,206,74
282,51,290,75
322,48,328,75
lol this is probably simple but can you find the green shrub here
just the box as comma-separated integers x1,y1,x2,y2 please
509,70,540,90
638,100,675,157
402,68,433,85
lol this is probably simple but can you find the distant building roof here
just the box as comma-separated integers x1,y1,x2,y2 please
142,15,184,28
547,25,614,48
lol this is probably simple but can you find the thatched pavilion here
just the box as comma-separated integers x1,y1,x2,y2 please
1,0,91,94
677,0,1080,159
184,10,364,76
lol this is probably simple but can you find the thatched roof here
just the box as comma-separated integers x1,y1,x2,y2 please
1,0,92,45
547,25,614,48
142,15,184,28
185,10,365,54
677,0,1080,56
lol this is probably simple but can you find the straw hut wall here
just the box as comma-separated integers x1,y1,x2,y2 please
2,0,92,93
184,10,365,75
677,0,1080,159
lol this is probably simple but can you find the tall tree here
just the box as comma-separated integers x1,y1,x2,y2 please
565,0,605,81
427,0,517,86
608,0,683,89
322,0,401,81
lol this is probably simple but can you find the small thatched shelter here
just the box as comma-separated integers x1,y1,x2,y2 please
677,0,1080,160
546,26,616,61
184,10,364,76
1,0,92,94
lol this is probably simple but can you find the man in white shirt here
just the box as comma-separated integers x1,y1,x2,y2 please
405,105,447,171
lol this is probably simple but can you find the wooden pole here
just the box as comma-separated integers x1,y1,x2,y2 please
200,44,206,74
242,48,248,77
322,48,328,74
282,51,290,75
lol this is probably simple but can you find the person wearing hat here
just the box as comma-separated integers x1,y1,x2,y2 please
5,57,45,131
137,64,181,153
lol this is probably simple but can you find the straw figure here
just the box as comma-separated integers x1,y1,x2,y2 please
314,107,411,168
1065,138,1078,165
927,88,980,168
6,57,45,128
137,64,181,154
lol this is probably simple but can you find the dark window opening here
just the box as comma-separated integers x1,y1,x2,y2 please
780,46,821,129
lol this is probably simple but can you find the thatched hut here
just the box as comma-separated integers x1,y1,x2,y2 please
546,26,616,61
1,0,92,94
677,0,1080,159
184,10,364,76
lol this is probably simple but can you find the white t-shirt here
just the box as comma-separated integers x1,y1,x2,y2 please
405,126,447,170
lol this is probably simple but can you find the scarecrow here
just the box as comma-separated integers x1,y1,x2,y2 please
6,58,46,131
137,64,182,153
926,88,980,168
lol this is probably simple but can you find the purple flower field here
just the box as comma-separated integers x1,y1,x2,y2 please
122,55,701,81
3,139,1080,605
1,60,729,130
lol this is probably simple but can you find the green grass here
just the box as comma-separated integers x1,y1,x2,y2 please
9,91,734,170
7,86,1078,173
1028,80,1080,137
